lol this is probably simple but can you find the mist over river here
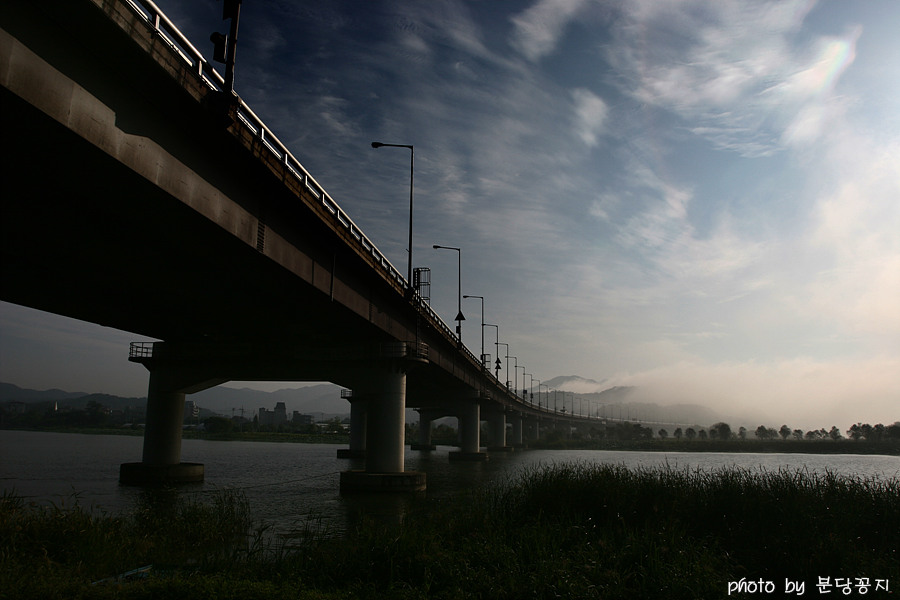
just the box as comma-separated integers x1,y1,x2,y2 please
2,430,897,538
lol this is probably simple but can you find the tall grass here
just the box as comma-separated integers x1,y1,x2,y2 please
2,464,898,599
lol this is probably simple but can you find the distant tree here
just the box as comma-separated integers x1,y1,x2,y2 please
204,416,233,434
738,426,747,440
829,426,842,441
887,422,900,439
755,425,771,440
711,422,732,441
658,428,668,439
804,430,818,440
673,427,683,440
860,423,874,440
871,424,885,442
792,429,803,441
698,429,708,440
779,425,792,440
847,423,863,440
685,427,697,440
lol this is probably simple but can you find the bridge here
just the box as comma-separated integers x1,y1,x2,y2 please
1,0,603,491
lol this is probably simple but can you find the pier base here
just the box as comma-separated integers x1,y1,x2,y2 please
339,470,426,493
119,462,204,486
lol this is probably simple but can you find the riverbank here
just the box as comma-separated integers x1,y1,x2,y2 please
4,425,899,455
2,463,897,599
529,437,900,455
0,425,351,445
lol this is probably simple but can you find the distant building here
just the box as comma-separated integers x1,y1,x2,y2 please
258,402,288,427
293,411,313,425
183,400,199,421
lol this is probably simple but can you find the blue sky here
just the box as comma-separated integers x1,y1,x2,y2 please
1,0,898,428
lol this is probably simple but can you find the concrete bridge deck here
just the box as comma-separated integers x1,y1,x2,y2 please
1,0,605,491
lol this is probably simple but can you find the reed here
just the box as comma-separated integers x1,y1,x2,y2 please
2,464,897,599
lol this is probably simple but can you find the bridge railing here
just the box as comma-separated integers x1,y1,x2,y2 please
125,0,408,289
124,0,501,397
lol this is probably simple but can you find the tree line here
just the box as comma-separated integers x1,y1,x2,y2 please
655,421,900,442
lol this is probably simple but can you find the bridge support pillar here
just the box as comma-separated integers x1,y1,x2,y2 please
340,364,425,492
337,396,367,459
511,414,525,448
120,359,216,485
487,412,512,452
450,399,487,461
411,409,437,451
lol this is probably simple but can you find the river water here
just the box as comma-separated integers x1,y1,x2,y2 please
2,430,898,538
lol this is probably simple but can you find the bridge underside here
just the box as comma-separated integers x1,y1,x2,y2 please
0,1,556,490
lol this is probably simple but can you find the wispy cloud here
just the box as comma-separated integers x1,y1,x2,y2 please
510,0,591,61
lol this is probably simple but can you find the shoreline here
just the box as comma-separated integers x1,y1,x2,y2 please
3,425,898,455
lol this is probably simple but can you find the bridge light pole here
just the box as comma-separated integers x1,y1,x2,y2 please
432,245,465,343
371,142,414,294
210,0,241,95
524,373,533,404
497,342,509,388
516,365,525,400
509,356,518,395
484,323,500,379
463,295,484,369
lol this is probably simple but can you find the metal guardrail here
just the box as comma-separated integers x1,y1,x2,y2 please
128,341,154,359
121,0,497,394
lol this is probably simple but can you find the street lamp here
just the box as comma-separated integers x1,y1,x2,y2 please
433,245,465,342
484,323,500,379
516,365,525,400
463,295,484,369
371,142,414,293
497,342,509,388
524,373,533,404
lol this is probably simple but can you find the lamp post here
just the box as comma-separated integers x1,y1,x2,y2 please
371,142,414,293
509,356,518,395
524,373,533,404
484,323,500,379
432,245,464,343
497,342,509,388
517,366,525,400
463,295,484,369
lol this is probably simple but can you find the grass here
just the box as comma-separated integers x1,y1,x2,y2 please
2,464,898,599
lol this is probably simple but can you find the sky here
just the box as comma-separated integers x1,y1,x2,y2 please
2,0,898,429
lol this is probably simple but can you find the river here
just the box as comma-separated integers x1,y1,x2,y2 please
2,430,898,538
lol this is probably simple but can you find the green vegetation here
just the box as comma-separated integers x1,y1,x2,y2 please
530,420,900,455
3,464,898,599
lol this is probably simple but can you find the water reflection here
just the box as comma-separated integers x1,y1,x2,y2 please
2,431,897,541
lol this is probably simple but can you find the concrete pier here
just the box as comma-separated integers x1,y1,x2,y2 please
411,409,437,451
337,394,367,458
120,357,215,485
340,358,425,493
487,412,513,452
450,398,487,461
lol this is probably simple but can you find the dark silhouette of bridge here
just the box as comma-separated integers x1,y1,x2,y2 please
1,0,605,491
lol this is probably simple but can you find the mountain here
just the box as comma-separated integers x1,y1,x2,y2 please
191,383,346,416
0,382,349,419
0,382,88,403
543,375,608,393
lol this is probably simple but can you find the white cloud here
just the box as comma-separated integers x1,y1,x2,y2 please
510,0,591,61
606,0,867,156
571,88,609,147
